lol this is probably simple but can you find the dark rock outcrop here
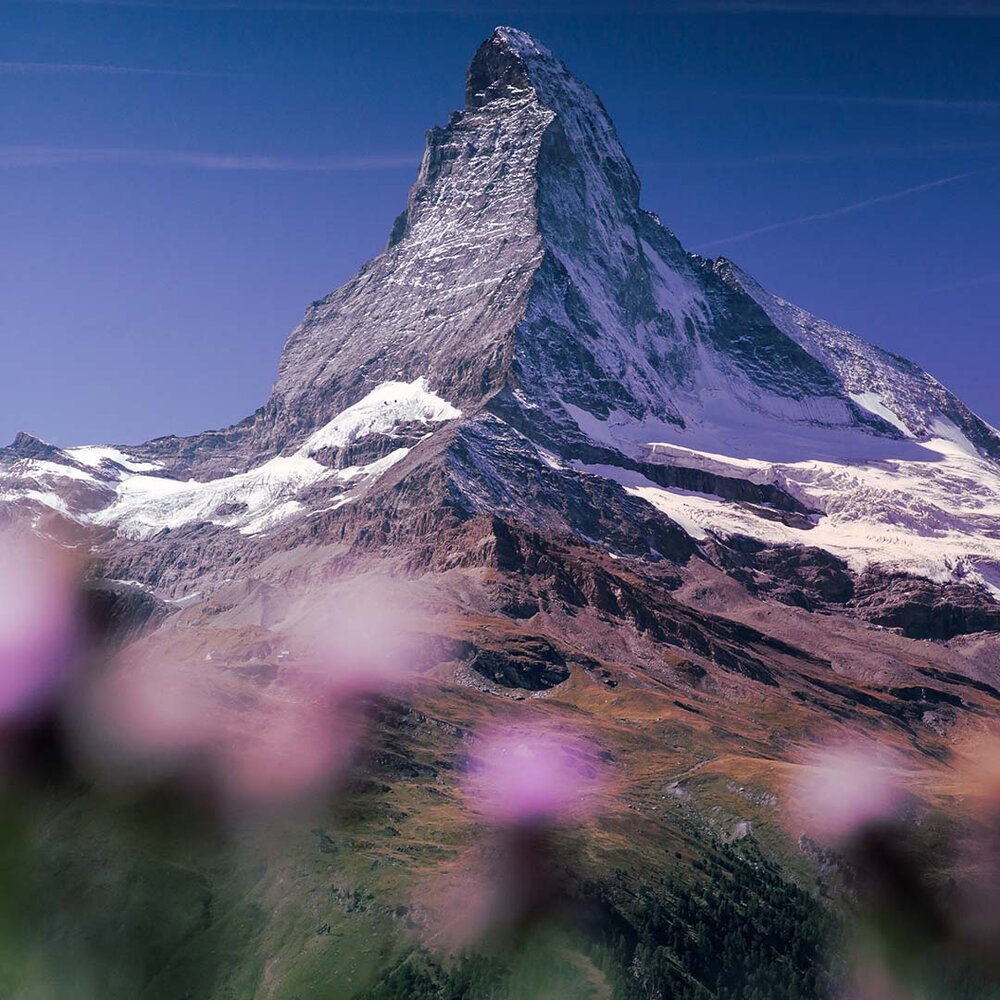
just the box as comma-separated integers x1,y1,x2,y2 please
850,569,1000,640
84,579,171,647
468,636,571,690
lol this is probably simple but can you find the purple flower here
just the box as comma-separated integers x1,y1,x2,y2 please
794,744,905,842
466,724,604,826
0,536,80,726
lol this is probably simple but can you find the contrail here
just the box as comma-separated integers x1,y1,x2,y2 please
0,146,419,171
669,0,1000,15
0,60,218,76
696,169,992,251
931,272,1000,292
687,139,1000,168
729,92,1000,112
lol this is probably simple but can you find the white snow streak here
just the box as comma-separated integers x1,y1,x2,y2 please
302,377,461,454
3,378,460,539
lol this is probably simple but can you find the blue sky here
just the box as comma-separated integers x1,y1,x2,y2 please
1,0,998,446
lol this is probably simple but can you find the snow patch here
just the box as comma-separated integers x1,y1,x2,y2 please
23,459,99,484
65,446,164,473
642,239,706,323
575,433,1000,599
848,393,912,437
3,379,458,540
301,377,461,454
92,454,327,539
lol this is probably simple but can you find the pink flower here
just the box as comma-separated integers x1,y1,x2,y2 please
794,744,905,842
465,725,604,826
79,649,219,781
214,695,360,808
81,647,370,808
70,579,426,812
294,582,421,700
423,723,609,950
0,535,81,726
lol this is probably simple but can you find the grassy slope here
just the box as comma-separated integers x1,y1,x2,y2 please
6,550,999,998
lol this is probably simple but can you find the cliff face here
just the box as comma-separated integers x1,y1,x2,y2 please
265,28,876,450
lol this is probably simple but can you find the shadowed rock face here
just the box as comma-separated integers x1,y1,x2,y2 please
84,580,170,648
465,30,536,108
851,569,1000,640
0,433,64,462
468,637,571,691
707,536,1000,639
707,536,857,611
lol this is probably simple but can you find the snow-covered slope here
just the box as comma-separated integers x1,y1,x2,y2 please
574,427,1000,597
1,379,461,539
718,258,1000,460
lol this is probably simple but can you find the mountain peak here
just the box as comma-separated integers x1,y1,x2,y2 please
1,431,59,461
465,27,555,109
492,25,550,56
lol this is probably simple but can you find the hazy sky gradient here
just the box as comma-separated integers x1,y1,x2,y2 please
1,0,998,445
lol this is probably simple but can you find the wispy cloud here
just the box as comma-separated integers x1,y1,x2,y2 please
930,271,1000,292
0,146,419,171
667,0,1000,15
689,139,1000,168
696,168,993,250
12,0,387,8
0,60,219,77
729,92,1000,113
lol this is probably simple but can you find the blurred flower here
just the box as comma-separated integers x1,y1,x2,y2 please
83,649,219,782
76,637,380,810
465,725,604,827
215,694,361,808
791,741,1000,998
949,735,1000,962
294,581,422,701
795,744,906,843
197,581,427,810
0,535,81,727
423,722,610,951
847,955,909,1000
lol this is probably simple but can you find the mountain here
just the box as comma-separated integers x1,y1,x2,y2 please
3,27,1000,999
4,26,999,614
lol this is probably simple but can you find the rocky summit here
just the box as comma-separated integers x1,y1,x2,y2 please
3,26,1000,1000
